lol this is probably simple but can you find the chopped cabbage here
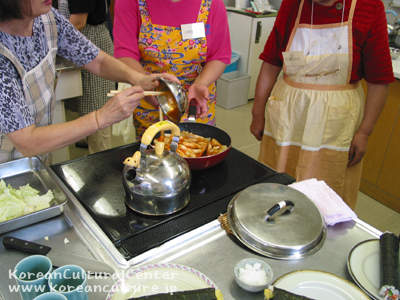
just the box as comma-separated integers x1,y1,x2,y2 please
0,179,54,222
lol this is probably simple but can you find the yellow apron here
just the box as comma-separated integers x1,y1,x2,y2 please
134,0,217,140
259,0,364,209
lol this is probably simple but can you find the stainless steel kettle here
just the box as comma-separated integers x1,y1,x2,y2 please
122,121,191,216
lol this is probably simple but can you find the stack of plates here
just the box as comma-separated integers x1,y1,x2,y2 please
272,270,370,299
347,239,384,300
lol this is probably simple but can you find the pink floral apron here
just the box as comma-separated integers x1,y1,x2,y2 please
134,0,217,140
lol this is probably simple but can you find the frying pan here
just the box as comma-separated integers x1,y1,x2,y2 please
177,100,232,171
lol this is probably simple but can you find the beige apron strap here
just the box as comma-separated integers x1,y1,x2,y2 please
283,0,305,75
283,73,359,90
346,0,357,83
0,45,27,80
289,0,305,49
41,10,58,50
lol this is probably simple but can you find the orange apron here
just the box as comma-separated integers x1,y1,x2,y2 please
259,0,364,209
134,0,217,140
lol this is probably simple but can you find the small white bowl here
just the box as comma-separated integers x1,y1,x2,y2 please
234,258,273,292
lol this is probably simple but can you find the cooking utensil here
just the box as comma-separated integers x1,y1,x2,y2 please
156,77,188,124
0,157,67,235
122,121,191,216
2,237,115,275
108,77,188,124
177,99,231,170
227,183,326,260
107,90,171,97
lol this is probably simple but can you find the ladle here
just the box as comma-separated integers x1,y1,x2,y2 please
155,77,188,124
107,78,188,124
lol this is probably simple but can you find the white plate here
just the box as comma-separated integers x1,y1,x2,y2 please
273,270,370,300
347,239,383,300
106,263,217,300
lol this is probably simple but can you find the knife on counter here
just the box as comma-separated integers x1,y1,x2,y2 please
3,236,115,275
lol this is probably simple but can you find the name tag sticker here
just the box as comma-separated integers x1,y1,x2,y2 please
282,51,305,66
181,22,206,40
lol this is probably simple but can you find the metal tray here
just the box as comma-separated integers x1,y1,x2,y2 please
0,157,68,234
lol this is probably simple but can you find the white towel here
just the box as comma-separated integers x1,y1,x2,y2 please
289,178,357,226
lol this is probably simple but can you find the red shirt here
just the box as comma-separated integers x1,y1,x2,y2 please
260,0,395,84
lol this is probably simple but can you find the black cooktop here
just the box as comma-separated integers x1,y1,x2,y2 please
51,143,295,259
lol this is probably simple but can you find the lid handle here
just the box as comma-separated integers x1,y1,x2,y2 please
264,200,295,221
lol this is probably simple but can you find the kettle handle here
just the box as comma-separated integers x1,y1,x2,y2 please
141,120,181,146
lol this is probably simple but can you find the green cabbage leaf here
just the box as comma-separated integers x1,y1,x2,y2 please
0,179,54,222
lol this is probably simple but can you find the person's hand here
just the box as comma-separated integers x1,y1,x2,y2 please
96,86,144,129
348,131,369,166
187,83,209,119
135,73,180,91
250,114,265,141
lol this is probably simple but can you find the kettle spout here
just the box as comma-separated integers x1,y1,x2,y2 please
123,151,141,168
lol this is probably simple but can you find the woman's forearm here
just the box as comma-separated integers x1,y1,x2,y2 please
347,82,389,166
357,82,389,137
252,62,282,117
7,86,146,157
83,50,143,87
7,113,99,157
250,61,282,140
194,60,227,87
84,52,180,90
68,13,88,31
117,57,147,74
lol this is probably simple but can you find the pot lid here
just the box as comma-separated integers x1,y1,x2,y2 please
227,183,326,260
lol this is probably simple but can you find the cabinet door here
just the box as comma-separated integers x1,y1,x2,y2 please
226,12,276,99
377,109,400,199
361,80,400,185
227,12,253,72
248,17,275,99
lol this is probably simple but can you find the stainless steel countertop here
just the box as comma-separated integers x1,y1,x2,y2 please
0,165,381,300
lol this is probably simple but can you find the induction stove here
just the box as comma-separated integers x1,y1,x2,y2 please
51,143,295,260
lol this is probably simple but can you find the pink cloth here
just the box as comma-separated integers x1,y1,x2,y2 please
113,0,231,65
289,178,357,226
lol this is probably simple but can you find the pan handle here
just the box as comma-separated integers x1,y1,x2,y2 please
264,200,295,221
188,99,197,122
